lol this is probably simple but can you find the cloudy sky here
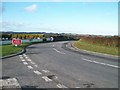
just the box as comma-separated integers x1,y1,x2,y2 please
2,1,118,35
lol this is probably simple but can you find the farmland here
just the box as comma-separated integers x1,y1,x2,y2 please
74,35,119,56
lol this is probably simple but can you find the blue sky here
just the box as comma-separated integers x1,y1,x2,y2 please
2,2,118,35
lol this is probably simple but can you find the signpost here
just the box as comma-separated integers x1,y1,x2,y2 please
12,38,22,46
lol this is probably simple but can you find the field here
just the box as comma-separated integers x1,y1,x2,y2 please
1,43,30,57
74,36,119,56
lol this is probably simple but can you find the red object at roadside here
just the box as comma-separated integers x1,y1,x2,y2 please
12,39,22,46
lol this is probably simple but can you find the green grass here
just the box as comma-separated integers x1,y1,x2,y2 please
0,43,31,57
74,40,119,56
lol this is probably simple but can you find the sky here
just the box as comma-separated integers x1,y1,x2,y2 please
1,1,118,35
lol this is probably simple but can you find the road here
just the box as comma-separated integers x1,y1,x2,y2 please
2,41,119,89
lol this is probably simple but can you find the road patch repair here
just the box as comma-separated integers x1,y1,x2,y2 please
0,78,21,89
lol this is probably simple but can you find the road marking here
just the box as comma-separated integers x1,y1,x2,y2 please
23,54,27,57
30,61,35,64
75,87,81,88
27,59,32,62
42,76,52,82
19,56,23,59
57,84,68,88
0,78,21,88
27,66,33,69
23,62,28,65
34,65,38,67
82,58,119,68
25,56,29,59
52,45,55,48
33,70,42,75
53,48,66,54
19,55,22,57
42,70,50,73
21,59,25,62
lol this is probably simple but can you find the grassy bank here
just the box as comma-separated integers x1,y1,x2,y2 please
74,40,119,56
0,43,30,57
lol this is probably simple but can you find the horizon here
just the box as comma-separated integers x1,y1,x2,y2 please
2,2,118,35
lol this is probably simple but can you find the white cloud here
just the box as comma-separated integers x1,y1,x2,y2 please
25,4,37,12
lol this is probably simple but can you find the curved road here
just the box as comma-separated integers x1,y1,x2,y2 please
2,41,118,89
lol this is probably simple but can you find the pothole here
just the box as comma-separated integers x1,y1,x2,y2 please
1,76,10,79
47,75,58,80
83,83,94,88
78,79,96,88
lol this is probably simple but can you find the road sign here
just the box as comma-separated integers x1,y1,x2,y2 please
12,39,22,46
50,37,54,41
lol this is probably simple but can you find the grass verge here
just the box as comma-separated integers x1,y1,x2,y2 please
0,43,31,57
74,40,119,56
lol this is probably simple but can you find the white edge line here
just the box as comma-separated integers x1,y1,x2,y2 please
82,58,119,68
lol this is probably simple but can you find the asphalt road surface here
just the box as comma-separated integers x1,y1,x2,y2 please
2,41,119,89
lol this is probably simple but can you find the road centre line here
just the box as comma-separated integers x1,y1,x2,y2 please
42,76,52,82
82,58,119,68
57,84,68,88
53,48,66,54
27,66,33,69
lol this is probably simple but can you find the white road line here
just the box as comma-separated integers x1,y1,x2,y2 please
33,70,42,75
82,58,119,68
0,78,21,88
53,48,66,54
21,59,25,62
30,62,35,64
19,56,23,59
23,62,28,65
19,55,22,57
34,65,38,67
57,84,68,88
42,76,52,82
27,59,32,62
25,56,29,59
42,70,50,73
75,87,81,88
27,66,33,69
23,54,27,57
